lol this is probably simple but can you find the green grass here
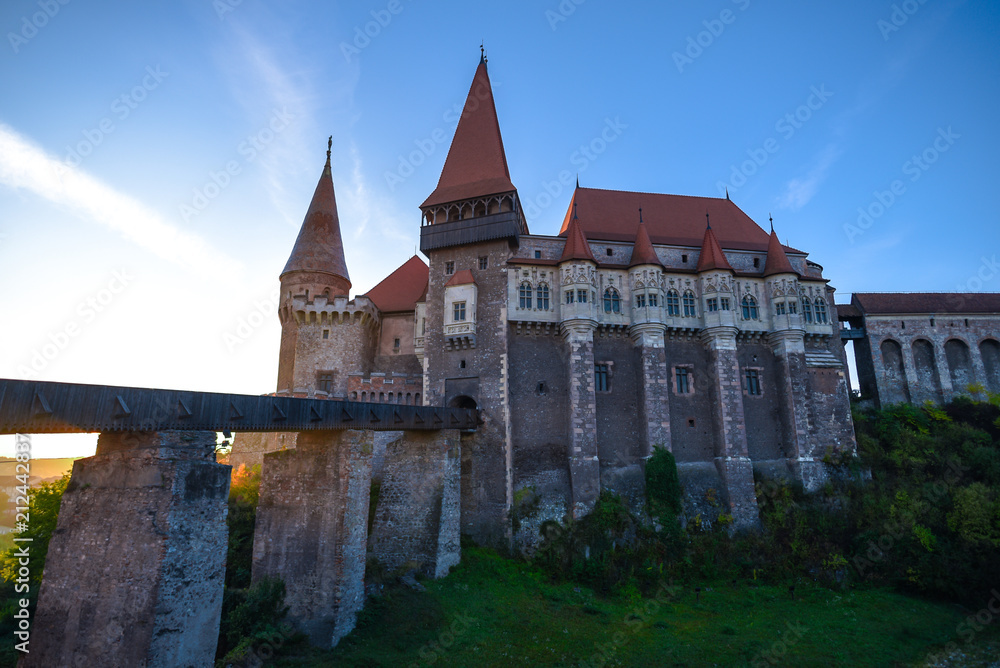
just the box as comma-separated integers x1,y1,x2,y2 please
271,548,991,667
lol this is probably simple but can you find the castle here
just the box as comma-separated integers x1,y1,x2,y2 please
232,55,858,540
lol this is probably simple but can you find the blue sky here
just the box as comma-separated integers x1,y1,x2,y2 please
1,0,998,457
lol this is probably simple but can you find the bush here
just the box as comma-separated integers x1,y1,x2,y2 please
645,446,682,521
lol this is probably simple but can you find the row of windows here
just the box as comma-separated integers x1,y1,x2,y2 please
518,283,828,323
349,390,421,404
444,257,490,276
592,364,763,396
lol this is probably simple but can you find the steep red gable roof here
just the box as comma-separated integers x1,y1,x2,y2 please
421,62,516,208
763,229,797,276
852,293,1000,315
281,149,351,286
444,269,476,287
364,255,428,313
696,224,733,272
560,209,597,263
629,217,662,267
559,187,799,253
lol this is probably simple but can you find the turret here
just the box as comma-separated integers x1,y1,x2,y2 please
558,203,598,326
762,220,802,333
628,208,665,329
696,215,737,331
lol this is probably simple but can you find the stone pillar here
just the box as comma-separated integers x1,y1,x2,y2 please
252,430,372,648
934,343,955,399
563,320,600,518
631,323,671,455
702,327,759,529
25,431,230,668
770,330,826,491
370,430,461,578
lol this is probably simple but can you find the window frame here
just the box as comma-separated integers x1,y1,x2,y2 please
453,301,466,322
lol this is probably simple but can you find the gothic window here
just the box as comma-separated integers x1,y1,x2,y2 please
577,289,588,303
519,282,532,309
317,372,333,393
453,301,466,321
815,297,828,323
775,302,786,316
537,283,550,310
683,290,696,317
675,367,692,394
741,295,759,320
745,368,761,395
649,293,658,307
603,288,621,313
565,290,575,304
802,299,813,323
595,363,610,392
721,297,730,310
636,294,646,308
667,289,680,316
707,298,719,312
479,256,488,270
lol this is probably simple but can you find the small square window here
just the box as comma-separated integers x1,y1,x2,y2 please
534,250,542,259
606,248,613,257
721,298,730,310
682,254,688,263
707,298,719,312
753,258,760,268
393,337,400,349
479,256,488,270
453,301,466,321
577,289,588,303
322,329,329,339
317,371,334,393
565,290,575,304
460,360,466,369
445,261,455,275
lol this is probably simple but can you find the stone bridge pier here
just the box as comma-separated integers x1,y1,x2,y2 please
251,428,462,648
23,431,231,668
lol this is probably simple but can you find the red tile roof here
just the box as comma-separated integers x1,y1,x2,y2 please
560,211,597,263
421,62,516,208
363,255,428,313
852,293,1000,315
763,229,797,276
629,218,662,268
696,224,734,272
559,187,800,253
281,152,351,285
444,269,476,287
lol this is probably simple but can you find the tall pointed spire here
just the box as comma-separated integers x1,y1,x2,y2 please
560,204,597,263
421,57,515,208
280,139,351,292
696,218,733,273
629,207,662,268
763,226,796,277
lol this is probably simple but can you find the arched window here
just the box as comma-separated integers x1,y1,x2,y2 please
536,283,550,310
814,297,828,323
519,282,532,309
741,295,759,320
682,290,696,317
666,289,680,317
603,288,621,313
802,298,813,323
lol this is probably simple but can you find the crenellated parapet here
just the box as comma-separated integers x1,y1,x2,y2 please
281,293,381,330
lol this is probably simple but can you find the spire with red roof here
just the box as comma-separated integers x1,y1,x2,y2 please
281,137,351,295
560,203,597,264
763,216,797,277
695,213,733,273
629,208,662,268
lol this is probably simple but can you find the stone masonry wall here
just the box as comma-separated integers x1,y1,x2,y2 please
252,430,372,648
370,430,461,578
26,431,230,668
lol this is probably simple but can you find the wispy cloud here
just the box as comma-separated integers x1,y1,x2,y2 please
0,123,242,278
777,144,842,210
